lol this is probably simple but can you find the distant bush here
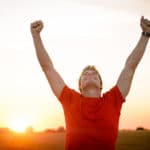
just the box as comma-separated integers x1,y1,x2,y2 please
57,126,65,132
136,127,145,131
44,126,66,133
44,129,56,133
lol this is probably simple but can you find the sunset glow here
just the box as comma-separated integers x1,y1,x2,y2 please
8,116,32,133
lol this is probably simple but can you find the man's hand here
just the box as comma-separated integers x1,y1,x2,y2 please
31,20,44,35
140,16,150,32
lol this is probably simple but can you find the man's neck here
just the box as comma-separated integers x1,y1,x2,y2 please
81,87,101,98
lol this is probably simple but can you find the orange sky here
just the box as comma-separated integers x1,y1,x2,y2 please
0,0,150,132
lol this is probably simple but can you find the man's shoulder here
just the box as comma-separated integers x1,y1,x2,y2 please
59,85,81,102
102,85,125,103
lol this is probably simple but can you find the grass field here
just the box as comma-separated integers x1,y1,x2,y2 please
116,130,150,150
0,130,150,150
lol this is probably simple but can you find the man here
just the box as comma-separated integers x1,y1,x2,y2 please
30,16,150,150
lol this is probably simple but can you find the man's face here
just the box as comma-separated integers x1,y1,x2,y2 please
79,69,102,91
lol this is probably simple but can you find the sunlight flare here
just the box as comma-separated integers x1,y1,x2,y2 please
8,115,32,133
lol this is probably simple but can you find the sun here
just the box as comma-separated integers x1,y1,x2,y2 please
8,116,32,133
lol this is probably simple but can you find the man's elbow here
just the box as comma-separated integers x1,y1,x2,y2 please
40,63,47,71
41,63,53,72
125,60,138,71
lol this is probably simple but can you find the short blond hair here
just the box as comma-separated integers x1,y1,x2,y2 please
78,65,103,92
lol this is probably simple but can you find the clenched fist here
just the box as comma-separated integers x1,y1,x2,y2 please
140,16,150,33
31,20,44,35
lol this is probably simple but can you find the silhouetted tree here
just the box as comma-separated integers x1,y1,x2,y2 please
44,129,56,133
57,126,65,132
136,127,144,131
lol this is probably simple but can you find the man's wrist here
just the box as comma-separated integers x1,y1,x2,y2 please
32,32,40,38
142,31,150,38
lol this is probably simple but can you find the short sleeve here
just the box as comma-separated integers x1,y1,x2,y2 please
58,85,73,106
104,85,125,114
110,85,125,102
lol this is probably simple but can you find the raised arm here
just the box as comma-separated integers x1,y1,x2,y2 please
30,20,65,98
117,16,150,98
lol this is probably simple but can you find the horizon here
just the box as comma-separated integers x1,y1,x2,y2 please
0,126,149,133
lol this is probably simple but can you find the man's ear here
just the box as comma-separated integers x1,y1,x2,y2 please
79,85,82,93
100,83,103,90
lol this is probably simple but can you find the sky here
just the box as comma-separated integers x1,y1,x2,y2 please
0,0,150,132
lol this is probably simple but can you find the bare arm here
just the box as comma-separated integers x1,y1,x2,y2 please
31,20,65,98
117,16,150,98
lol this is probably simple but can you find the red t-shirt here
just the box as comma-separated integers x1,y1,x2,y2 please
59,85,125,150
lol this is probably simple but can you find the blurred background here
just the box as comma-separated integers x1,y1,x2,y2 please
0,0,150,133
